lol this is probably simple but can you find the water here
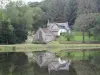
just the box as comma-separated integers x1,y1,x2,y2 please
34,63,77,75
0,52,77,75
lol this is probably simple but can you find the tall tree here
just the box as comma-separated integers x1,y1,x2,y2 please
28,2,40,7
41,0,77,25
92,14,100,40
32,7,47,31
6,1,28,43
64,0,78,25
42,0,66,22
0,20,14,44
74,13,97,42
77,0,97,14
95,0,100,12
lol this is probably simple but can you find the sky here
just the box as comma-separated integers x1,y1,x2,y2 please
0,0,43,9
12,0,43,3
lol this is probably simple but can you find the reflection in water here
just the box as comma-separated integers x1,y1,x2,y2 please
34,63,77,75
0,52,77,75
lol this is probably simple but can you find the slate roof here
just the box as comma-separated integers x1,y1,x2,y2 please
48,22,70,30
41,28,55,36
56,22,68,26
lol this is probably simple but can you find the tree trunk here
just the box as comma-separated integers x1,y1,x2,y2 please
82,31,85,43
88,31,91,41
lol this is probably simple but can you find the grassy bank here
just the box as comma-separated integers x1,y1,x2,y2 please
0,44,100,52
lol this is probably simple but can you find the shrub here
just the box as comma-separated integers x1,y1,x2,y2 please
58,33,74,41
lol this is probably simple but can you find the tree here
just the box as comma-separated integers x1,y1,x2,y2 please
74,13,97,42
64,0,78,25
0,9,15,44
77,0,97,14
40,0,78,25
6,1,28,43
0,19,15,44
5,1,47,43
24,8,33,31
28,2,40,7
95,0,100,12
41,0,66,22
32,7,47,31
0,0,10,9
92,14,100,40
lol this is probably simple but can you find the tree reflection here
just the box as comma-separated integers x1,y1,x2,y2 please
0,52,77,75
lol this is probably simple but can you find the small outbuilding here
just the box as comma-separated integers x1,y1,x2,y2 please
34,28,56,43
35,52,55,67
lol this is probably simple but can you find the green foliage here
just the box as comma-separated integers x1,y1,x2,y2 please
74,13,97,31
0,1,29,44
91,52,100,68
74,13,99,41
0,20,15,44
0,0,100,44
95,0,100,12
92,14,100,40
5,1,28,43
64,0,77,25
41,0,77,24
58,33,74,41
32,7,47,31
56,51,99,60
0,1,47,44
28,2,40,7
77,0,97,14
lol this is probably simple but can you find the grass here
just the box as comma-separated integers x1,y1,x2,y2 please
0,31,100,52
73,32,89,41
57,50,100,60
0,44,100,52
74,35,93,41
58,32,99,42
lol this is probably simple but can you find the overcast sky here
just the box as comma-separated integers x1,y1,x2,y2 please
12,0,43,3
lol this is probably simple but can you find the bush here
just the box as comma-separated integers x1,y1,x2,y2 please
58,33,74,41
32,40,46,44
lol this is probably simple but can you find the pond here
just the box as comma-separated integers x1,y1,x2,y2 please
34,63,77,75
0,52,77,75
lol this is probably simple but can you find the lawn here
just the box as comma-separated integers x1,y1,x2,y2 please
57,32,99,43
0,44,100,52
74,35,94,41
